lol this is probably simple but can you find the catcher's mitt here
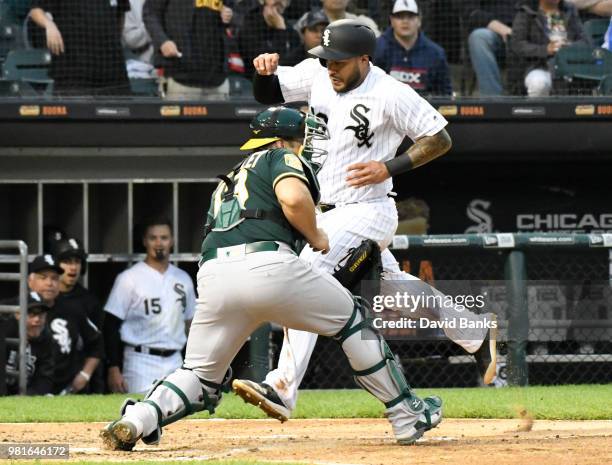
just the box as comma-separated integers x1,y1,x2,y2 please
332,239,382,294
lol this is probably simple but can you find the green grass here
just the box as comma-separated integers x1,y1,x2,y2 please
1,385,611,423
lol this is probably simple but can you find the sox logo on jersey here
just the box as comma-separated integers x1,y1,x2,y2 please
344,104,374,148
174,283,187,312
50,319,71,354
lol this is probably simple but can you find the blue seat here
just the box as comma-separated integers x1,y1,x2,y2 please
0,78,37,96
1,48,53,94
597,74,612,95
553,44,612,83
228,74,254,99
129,78,159,97
0,22,19,62
583,18,610,48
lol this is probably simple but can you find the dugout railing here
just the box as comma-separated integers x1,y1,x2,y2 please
0,240,29,395
297,233,612,388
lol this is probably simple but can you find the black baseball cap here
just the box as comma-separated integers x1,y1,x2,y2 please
297,9,329,31
6,291,50,314
29,254,64,275
27,292,50,314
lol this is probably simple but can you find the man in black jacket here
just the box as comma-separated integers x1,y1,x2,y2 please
3,292,55,396
29,0,131,96
463,0,517,96
51,237,106,393
512,0,586,96
239,0,300,76
27,255,103,395
144,0,234,100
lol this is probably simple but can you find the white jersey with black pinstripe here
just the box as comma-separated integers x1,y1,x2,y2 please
276,58,447,204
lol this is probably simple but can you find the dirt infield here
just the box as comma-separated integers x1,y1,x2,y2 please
1,418,611,465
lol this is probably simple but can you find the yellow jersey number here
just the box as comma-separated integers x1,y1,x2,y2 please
212,151,263,216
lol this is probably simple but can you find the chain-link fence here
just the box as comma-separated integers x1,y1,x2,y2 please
295,234,612,388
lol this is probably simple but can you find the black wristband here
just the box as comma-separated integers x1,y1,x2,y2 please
384,155,414,177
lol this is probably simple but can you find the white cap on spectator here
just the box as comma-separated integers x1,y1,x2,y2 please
392,0,419,15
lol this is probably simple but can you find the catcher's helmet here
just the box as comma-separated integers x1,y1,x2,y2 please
50,237,88,275
240,106,329,173
308,19,376,62
240,106,327,150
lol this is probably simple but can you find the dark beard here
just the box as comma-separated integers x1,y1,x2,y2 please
338,69,366,93
154,249,165,261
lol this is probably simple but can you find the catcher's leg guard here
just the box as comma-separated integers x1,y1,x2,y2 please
333,297,442,444
121,368,230,443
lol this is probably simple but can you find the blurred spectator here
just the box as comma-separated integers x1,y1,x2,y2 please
239,0,301,76
51,237,105,393
27,254,103,394
144,0,233,100
103,218,196,394
281,9,329,65
29,0,131,96
463,0,516,96
396,197,430,235
284,0,321,21
123,0,156,79
565,0,612,16
512,0,586,97
374,0,452,96
2,292,54,396
320,0,380,36
395,197,434,283
604,17,612,49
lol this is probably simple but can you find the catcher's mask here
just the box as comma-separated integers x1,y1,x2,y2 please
300,111,329,174
240,106,329,173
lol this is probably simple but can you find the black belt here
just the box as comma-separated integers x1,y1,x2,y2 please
200,240,281,266
130,345,177,357
320,195,394,214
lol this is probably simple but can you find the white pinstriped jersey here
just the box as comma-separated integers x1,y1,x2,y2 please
104,262,196,350
276,59,447,204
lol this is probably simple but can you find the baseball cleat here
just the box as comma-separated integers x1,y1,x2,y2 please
232,379,291,422
100,420,139,451
394,396,443,446
473,314,498,385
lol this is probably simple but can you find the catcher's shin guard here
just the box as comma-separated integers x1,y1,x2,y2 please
333,298,442,444
121,368,231,443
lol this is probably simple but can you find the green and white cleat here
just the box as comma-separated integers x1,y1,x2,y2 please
393,396,443,446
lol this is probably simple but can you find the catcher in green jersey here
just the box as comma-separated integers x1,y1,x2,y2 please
101,106,442,450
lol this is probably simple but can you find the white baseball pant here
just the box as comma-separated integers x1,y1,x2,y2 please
264,199,488,410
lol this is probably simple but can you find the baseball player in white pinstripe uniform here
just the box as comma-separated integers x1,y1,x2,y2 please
232,19,497,421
